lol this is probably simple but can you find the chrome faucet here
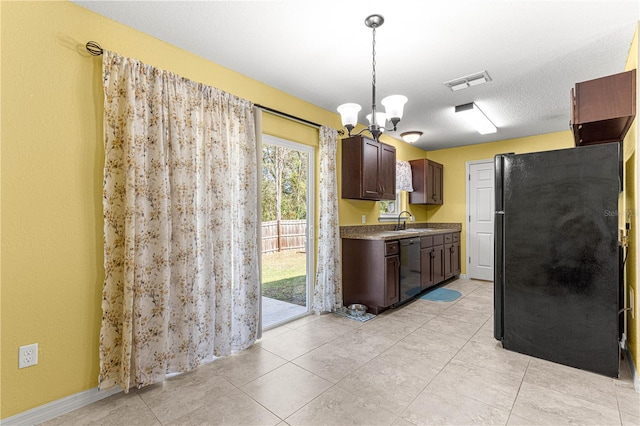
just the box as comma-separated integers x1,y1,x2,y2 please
395,210,413,231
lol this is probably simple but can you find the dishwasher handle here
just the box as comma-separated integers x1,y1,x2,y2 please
400,238,421,246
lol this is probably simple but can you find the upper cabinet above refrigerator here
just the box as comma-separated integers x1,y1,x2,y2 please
570,69,636,146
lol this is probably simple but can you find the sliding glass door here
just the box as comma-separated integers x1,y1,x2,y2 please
261,135,314,329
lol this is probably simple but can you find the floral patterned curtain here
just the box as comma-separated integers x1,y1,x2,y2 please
100,51,260,391
312,126,342,313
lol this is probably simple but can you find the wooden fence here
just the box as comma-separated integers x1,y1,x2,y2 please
262,219,306,253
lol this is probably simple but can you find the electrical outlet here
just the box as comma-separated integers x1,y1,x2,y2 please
361,214,366,224
19,343,38,368
631,288,635,319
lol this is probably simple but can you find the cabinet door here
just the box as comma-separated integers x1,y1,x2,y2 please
420,247,435,289
444,243,453,279
452,241,461,276
409,159,443,205
572,69,636,146
385,255,400,305
433,244,445,284
426,162,436,202
428,162,443,204
379,143,396,200
362,138,382,199
444,239,460,279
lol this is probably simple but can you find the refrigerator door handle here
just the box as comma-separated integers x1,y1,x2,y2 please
494,153,508,342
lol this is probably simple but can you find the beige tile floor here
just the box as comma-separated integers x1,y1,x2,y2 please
42,279,640,425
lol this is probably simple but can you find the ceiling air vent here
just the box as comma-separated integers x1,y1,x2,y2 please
444,71,492,91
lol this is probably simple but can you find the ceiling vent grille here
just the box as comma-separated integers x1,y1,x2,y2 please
444,71,492,91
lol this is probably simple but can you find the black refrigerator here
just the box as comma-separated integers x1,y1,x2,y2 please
494,143,621,377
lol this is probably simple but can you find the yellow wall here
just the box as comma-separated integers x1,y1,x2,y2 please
1,1,427,418
622,24,639,379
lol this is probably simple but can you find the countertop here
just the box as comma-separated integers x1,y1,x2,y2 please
340,223,461,241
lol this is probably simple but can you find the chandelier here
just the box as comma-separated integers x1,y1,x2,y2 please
337,14,407,142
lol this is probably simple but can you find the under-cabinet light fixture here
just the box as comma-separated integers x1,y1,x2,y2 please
455,102,497,135
400,131,423,143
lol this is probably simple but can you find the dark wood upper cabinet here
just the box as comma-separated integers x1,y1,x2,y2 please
409,159,443,205
571,69,636,146
342,135,396,201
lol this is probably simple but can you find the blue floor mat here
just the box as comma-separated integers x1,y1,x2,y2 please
420,287,462,302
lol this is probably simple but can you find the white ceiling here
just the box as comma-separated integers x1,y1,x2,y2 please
73,1,639,150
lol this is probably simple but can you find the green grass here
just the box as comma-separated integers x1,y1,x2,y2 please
262,250,307,306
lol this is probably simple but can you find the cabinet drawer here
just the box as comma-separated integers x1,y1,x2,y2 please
385,241,399,256
421,236,433,248
444,234,453,243
453,233,459,242
433,234,444,245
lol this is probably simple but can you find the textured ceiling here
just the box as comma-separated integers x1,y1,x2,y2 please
73,1,639,150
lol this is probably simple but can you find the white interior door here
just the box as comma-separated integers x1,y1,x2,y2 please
467,160,495,281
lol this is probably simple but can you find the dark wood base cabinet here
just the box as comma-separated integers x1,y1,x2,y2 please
342,239,399,314
343,232,460,313
444,232,461,279
420,232,460,290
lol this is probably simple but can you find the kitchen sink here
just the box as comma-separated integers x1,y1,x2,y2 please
370,228,442,238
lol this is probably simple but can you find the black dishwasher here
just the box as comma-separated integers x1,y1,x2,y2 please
398,238,422,304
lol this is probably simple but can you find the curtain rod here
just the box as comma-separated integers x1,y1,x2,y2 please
86,41,328,132
255,104,321,129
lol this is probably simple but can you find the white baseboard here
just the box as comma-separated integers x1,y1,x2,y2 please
1,386,121,425
459,274,469,279
623,343,640,393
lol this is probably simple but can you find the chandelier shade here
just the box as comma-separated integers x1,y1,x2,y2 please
337,103,362,128
366,112,387,127
336,14,407,142
381,95,408,123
